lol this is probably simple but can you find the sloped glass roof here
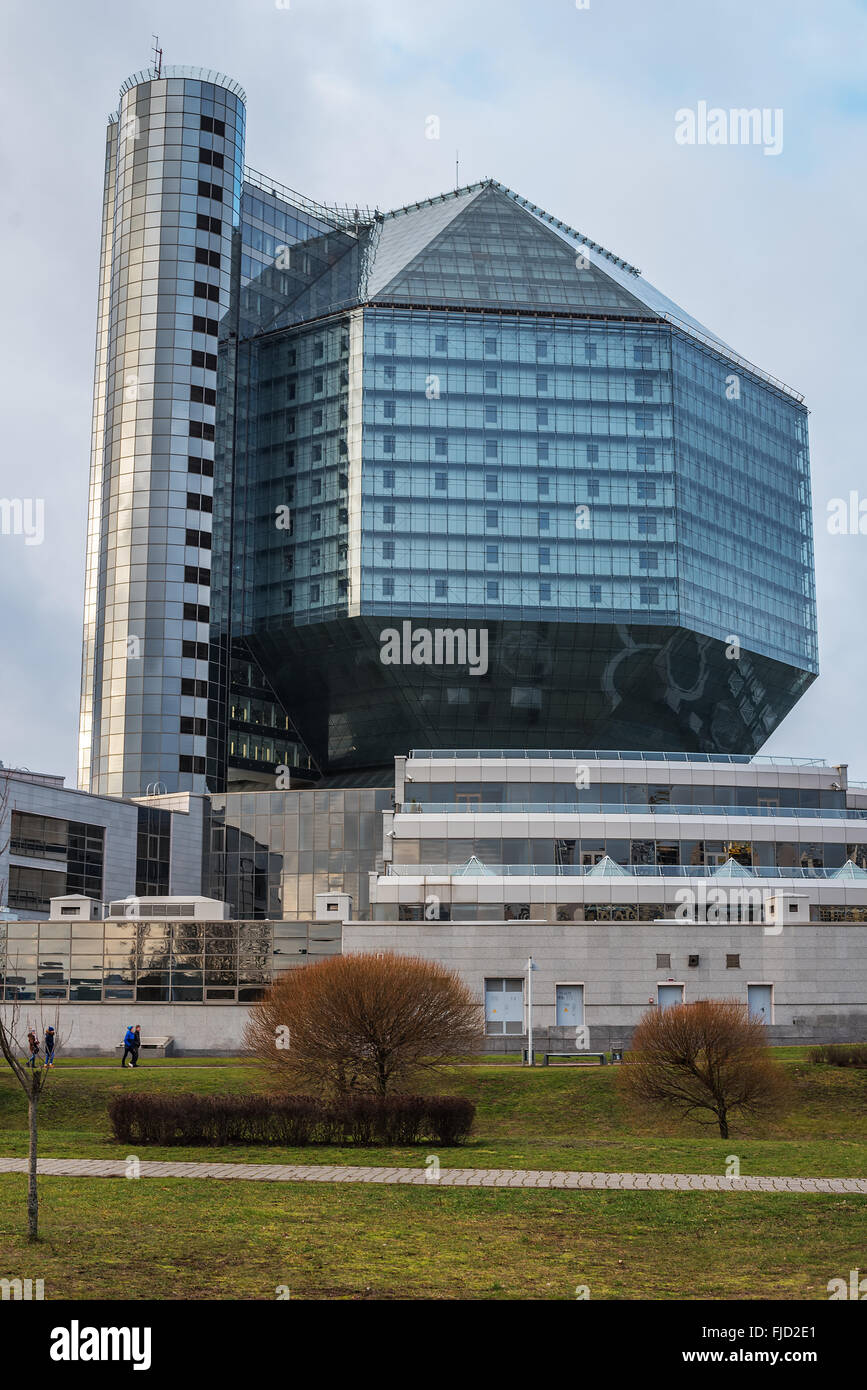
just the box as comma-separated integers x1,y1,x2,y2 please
454,855,497,877
365,188,486,298
248,226,362,334
712,857,755,878
239,177,800,397
584,855,631,877
370,184,651,316
832,859,867,879
520,202,733,352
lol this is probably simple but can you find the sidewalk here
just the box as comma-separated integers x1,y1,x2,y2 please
0,1156,864,1193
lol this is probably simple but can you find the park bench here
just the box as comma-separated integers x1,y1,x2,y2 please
115,1035,174,1058
543,1051,607,1066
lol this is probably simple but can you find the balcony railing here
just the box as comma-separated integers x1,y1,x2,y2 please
384,863,858,879
408,750,827,766
397,802,866,821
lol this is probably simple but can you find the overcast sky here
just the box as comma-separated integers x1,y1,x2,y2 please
1,0,865,786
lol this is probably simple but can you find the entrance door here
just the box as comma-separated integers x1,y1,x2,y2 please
748,984,773,1024
657,984,684,1010
556,984,584,1026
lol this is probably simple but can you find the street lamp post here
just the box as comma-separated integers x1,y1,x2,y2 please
527,956,536,1065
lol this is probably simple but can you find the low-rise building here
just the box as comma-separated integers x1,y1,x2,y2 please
3,750,867,1052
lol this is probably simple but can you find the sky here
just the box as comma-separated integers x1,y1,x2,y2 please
0,0,865,786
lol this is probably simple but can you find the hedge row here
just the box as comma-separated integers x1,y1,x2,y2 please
809,1043,867,1067
108,1092,475,1147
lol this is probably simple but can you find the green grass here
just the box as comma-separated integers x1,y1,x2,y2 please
0,1177,862,1300
45,1056,242,1068
1,1054,863,1300
1,1055,865,1178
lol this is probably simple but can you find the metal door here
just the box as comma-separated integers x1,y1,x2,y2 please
556,984,584,1026
748,984,773,1023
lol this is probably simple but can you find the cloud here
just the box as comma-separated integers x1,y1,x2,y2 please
1,0,865,780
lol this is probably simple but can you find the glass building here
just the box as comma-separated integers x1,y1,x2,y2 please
204,784,393,920
80,68,817,798
210,180,816,782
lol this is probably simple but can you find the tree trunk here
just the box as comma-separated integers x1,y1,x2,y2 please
718,1112,729,1139
376,1057,389,1095
27,1094,38,1242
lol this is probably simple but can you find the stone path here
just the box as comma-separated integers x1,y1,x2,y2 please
0,1156,864,1194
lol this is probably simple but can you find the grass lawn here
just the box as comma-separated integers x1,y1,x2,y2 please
0,1053,865,1177
1,1053,863,1300
0,1177,862,1300
42,1056,240,1069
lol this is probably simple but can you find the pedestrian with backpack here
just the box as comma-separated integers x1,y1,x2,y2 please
26,1030,39,1068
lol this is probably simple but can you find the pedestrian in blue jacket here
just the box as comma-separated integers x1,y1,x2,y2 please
122,1026,137,1068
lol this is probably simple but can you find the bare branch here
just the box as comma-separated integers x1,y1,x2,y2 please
619,998,789,1139
244,952,485,1096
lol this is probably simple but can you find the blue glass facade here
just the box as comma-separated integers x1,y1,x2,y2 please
670,333,815,671
358,306,814,670
206,181,356,788
360,310,678,624
205,180,817,779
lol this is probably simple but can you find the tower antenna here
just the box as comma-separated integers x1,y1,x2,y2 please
455,150,459,190
152,35,163,79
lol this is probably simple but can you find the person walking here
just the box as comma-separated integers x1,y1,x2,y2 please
122,1025,137,1068
43,1025,56,1068
130,1025,142,1068
26,1030,39,1069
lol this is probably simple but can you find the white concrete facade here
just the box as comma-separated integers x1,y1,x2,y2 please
4,751,867,1052
375,752,867,921
0,1002,251,1056
343,917,867,1046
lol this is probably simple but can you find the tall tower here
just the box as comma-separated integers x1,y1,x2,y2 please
78,65,246,796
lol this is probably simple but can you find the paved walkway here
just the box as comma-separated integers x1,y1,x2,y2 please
0,1156,864,1194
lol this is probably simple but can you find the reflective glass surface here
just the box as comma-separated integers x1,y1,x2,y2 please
0,918,340,1002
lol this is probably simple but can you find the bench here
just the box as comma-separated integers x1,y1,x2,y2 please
115,1036,174,1059
543,1051,607,1066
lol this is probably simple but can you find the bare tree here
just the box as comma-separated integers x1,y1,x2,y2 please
619,998,788,1139
245,952,484,1095
0,1002,61,1241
